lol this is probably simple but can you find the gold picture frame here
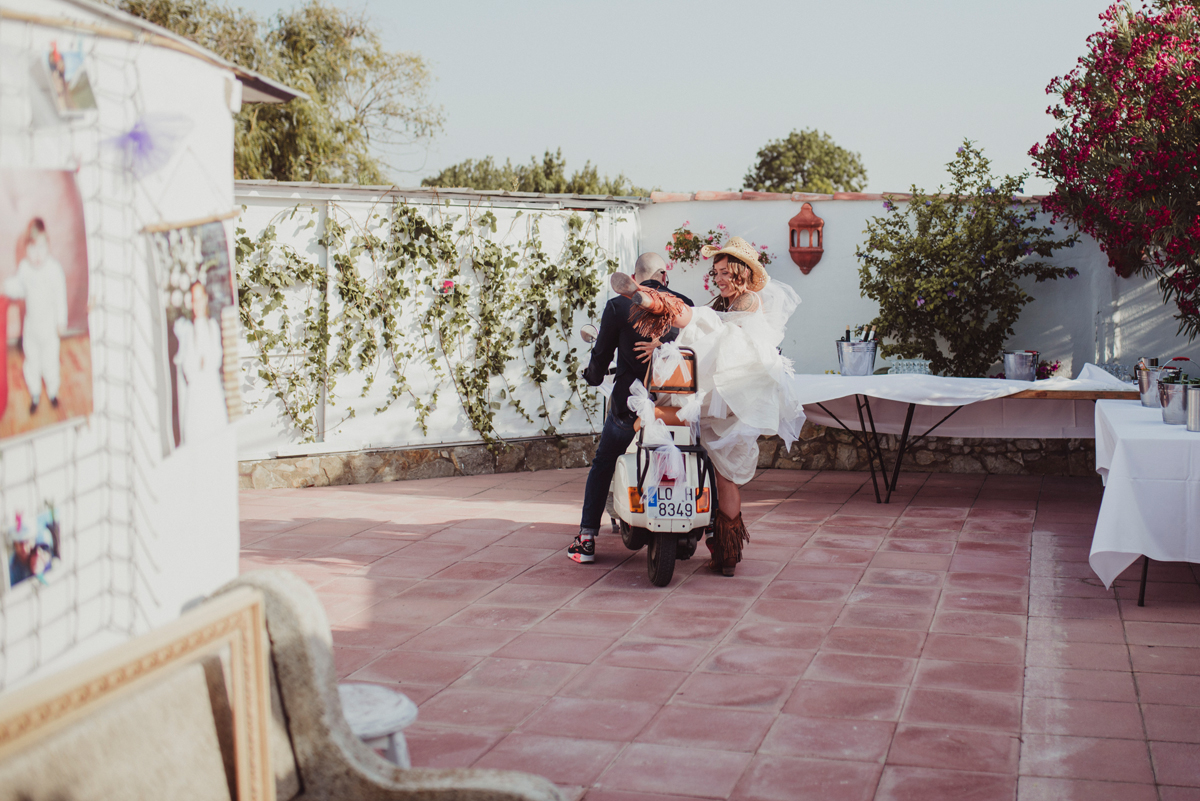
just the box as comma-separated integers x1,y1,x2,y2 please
0,587,274,801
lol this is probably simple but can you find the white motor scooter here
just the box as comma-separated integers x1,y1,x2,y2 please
581,326,717,586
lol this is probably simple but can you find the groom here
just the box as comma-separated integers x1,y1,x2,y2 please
569,252,692,563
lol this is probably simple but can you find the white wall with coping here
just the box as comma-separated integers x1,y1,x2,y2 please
0,0,243,690
235,190,1200,464
636,198,1200,376
233,184,641,462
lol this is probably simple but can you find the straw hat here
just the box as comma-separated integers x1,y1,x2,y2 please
699,236,769,292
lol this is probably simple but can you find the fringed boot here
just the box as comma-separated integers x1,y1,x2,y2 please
706,510,749,577
610,273,689,340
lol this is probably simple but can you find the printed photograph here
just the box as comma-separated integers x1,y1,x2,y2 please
148,220,240,452
0,169,92,443
44,42,96,115
5,504,60,591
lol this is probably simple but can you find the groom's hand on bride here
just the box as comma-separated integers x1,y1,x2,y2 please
634,338,661,363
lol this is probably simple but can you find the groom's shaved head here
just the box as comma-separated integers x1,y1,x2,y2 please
634,252,667,282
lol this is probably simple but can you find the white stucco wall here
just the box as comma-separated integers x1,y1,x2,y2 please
233,185,641,462
0,0,241,689
636,198,1200,376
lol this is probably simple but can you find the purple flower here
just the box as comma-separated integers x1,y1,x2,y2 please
106,114,193,177
947,290,957,297
917,297,925,307
957,146,965,154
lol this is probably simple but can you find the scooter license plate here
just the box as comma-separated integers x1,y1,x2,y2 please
646,486,696,519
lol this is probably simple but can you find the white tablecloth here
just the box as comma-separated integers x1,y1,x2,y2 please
794,365,1132,438
1090,400,1200,587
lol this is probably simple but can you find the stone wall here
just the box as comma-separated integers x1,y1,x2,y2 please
239,423,1097,489
757,422,1097,477
238,435,600,489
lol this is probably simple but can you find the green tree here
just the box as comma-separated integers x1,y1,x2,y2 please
743,128,868,194
857,141,1078,377
112,0,443,183
423,149,649,196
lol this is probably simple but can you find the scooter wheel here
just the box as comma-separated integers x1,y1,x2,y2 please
619,521,649,551
647,532,677,587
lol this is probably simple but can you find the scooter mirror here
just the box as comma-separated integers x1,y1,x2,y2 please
580,324,598,344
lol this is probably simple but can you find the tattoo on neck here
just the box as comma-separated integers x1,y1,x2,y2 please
728,292,757,312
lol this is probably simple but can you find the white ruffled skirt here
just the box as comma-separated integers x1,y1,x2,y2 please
675,301,806,485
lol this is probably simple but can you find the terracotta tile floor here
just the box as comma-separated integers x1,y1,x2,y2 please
239,468,1200,801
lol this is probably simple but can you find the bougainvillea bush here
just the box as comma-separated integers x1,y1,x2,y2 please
858,142,1078,378
1031,0,1200,339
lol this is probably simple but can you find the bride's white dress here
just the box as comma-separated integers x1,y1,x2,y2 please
673,280,804,485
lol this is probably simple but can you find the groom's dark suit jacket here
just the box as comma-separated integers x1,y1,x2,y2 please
583,278,693,425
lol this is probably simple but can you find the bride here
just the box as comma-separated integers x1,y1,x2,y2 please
613,236,802,577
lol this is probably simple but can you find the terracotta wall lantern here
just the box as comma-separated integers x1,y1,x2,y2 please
788,202,824,275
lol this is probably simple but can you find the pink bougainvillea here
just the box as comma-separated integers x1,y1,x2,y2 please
1032,0,1200,339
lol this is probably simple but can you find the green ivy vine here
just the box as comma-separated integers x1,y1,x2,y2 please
235,200,617,447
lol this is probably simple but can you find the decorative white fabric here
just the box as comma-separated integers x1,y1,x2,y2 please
674,279,805,485
652,341,692,387
627,380,686,486
806,366,1132,438
797,366,1132,437
1089,400,1200,588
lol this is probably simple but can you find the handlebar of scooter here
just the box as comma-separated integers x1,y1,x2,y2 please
579,324,617,375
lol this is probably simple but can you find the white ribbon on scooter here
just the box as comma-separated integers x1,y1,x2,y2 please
652,341,691,387
627,380,657,423
675,390,705,424
627,381,685,486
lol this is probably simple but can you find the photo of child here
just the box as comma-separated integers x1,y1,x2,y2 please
6,505,60,590
6,219,69,415
0,170,92,443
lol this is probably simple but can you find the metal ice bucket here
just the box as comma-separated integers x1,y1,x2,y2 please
1003,351,1038,382
1160,381,1190,425
1138,360,1184,408
836,340,877,376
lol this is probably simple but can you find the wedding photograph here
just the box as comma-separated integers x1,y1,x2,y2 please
148,219,238,453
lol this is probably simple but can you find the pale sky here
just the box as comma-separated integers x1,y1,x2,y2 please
235,0,1114,195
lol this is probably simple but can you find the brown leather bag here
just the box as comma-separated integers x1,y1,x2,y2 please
644,347,697,394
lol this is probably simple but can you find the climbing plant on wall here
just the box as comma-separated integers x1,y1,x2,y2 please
235,200,616,445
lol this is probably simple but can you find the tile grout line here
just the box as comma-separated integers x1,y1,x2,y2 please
867,477,979,801
1014,475,1044,800
1117,558,1161,798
